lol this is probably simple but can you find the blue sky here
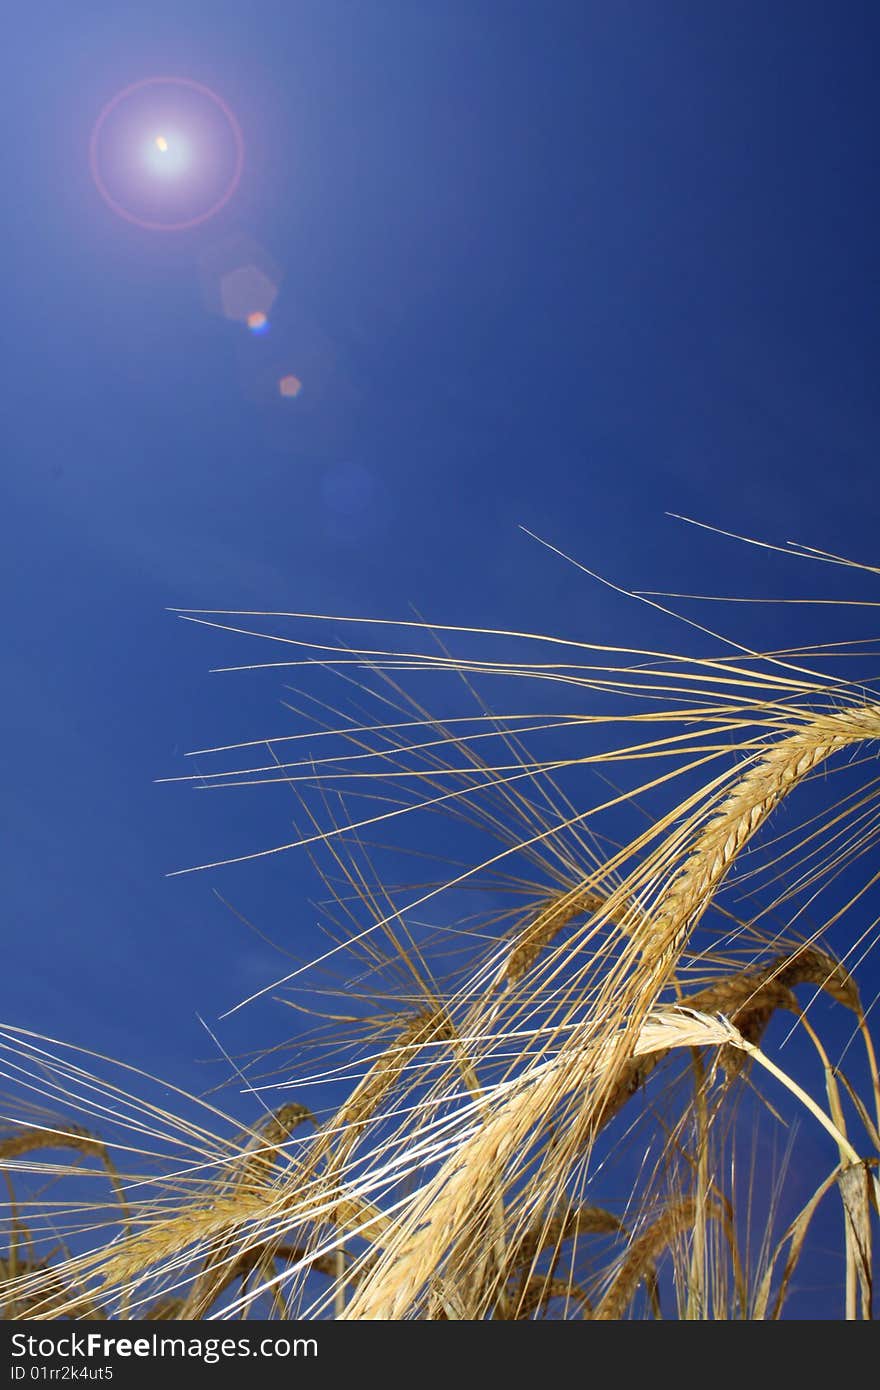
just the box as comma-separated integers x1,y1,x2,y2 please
4,2,880,1306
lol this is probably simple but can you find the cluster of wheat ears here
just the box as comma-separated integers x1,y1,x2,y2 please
3,529,880,1319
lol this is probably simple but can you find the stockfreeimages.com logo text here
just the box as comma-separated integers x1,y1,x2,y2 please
11,1333,316,1367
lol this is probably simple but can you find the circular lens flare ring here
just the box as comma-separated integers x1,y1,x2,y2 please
90,76,244,231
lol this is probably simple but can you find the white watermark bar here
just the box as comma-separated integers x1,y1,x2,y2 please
2,1325,317,1385
0,1320,606,1385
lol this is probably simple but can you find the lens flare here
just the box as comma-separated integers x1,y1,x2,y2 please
90,77,244,232
279,375,302,397
247,311,269,333
197,235,281,325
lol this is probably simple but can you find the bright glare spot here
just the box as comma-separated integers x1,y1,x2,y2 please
144,133,189,175
247,311,269,333
279,375,302,398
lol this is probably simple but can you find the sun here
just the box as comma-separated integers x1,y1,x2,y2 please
90,76,244,231
143,131,190,178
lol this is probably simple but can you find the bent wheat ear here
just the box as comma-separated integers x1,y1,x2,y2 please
240,1103,314,1184
512,1276,592,1318
595,1198,716,1320
631,705,880,980
342,705,880,1319
506,889,606,985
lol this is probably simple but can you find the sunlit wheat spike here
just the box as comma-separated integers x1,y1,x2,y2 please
594,1197,714,1320
339,704,880,1319
505,888,607,985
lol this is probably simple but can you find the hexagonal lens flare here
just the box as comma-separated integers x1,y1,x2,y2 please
197,234,281,327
